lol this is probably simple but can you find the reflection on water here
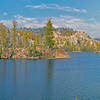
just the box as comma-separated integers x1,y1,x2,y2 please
13,60,17,86
0,53,100,100
43,60,54,100
0,60,7,84
46,60,54,80
24,60,28,82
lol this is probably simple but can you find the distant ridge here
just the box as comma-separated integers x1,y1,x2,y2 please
0,23,9,32
19,27,74,34
94,38,100,41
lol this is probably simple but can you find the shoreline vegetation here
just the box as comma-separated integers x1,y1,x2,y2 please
0,18,100,59
0,47,70,59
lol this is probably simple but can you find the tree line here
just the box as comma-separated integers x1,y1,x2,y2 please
0,18,100,56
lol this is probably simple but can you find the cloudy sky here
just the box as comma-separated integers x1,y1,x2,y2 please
0,0,100,37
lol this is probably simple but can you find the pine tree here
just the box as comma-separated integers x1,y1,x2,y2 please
12,20,16,49
0,27,8,49
17,36,23,48
44,19,55,49
23,30,28,48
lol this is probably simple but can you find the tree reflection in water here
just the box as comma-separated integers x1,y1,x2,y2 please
0,60,7,84
24,60,28,83
43,60,54,100
13,60,17,86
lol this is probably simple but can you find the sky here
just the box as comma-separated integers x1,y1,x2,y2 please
0,0,100,37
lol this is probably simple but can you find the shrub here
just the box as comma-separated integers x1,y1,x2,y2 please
27,47,42,57
10,50,16,59
0,46,2,59
33,51,42,57
75,97,79,100
28,49,33,57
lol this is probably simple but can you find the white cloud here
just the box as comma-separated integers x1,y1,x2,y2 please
52,15,100,37
0,20,12,27
3,12,8,16
0,15,100,37
25,4,87,13
14,15,45,28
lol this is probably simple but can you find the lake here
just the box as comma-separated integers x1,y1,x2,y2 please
0,52,100,100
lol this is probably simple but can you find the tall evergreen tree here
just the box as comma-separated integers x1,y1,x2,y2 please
0,25,8,49
17,36,23,48
44,19,55,48
12,20,16,49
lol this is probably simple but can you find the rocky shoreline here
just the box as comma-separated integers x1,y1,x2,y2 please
0,48,70,59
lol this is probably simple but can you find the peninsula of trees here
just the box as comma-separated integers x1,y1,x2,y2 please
0,19,100,59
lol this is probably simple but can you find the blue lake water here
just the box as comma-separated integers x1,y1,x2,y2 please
0,52,100,100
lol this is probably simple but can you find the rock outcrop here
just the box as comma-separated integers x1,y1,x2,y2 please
0,47,70,59
52,48,70,59
53,30,100,52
